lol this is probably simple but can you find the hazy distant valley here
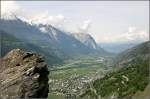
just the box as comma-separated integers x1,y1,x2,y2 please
0,17,149,99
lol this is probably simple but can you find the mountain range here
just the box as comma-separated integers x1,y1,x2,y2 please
0,17,109,63
0,16,149,99
0,30,62,65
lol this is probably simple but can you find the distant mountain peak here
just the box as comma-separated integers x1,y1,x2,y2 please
71,33,97,49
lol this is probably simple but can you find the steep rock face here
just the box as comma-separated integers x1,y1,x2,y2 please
0,49,49,98
37,24,93,55
71,33,97,49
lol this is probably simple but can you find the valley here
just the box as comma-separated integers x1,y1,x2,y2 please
48,56,114,99
48,41,150,99
0,14,149,99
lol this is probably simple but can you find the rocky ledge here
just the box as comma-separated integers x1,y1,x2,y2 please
0,49,49,98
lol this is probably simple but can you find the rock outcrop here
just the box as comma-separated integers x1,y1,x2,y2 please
0,49,49,98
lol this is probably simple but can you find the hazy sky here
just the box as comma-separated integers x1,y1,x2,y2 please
1,1,149,43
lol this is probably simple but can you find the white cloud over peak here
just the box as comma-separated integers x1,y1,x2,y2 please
1,1,23,19
28,11,65,27
1,1,65,28
128,27,136,33
1,1,148,44
78,20,92,33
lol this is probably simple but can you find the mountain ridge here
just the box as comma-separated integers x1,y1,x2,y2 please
0,18,109,60
71,33,97,49
0,30,62,65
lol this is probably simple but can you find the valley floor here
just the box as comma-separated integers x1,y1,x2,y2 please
48,56,113,99
48,55,149,99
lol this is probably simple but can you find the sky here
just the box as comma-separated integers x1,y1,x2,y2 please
1,1,149,44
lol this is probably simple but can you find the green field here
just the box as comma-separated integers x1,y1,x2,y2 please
48,57,113,98
49,57,112,80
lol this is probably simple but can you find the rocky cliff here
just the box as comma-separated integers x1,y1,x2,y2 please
71,33,97,49
0,49,49,98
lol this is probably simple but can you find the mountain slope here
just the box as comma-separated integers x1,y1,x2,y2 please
0,18,101,59
0,30,62,65
92,59,149,99
99,43,138,53
80,41,149,99
44,26,94,55
115,41,149,67
71,33,111,56
0,18,66,59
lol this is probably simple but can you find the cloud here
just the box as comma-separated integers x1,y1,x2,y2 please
124,27,149,42
1,1,65,28
128,27,136,33
1,1,66,32
1,1,22,19
78,20,92,33
28,11,65,27
1,1,148,44
56,14,65,25
97,27,149,43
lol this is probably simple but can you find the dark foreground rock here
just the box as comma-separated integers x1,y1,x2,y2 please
0,49,49,98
